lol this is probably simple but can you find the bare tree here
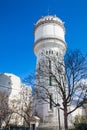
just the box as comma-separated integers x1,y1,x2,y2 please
0,91,13,128
63,50,87,129
10,87,32,129
24,50,87,130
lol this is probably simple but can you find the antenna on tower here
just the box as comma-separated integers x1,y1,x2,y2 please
48,8,50,16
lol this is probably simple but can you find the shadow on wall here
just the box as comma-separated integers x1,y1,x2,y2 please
0,73,12,128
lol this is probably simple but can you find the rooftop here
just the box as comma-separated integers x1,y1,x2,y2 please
34,15,65,31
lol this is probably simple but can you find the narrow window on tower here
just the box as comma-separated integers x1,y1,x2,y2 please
46,50,48,55
49,75,52,86
49,60,52,86
49,94,53,110
49,60,51,70
49,50,52,55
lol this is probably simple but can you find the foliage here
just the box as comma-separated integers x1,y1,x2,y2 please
73,115,87,126
0,91,13,128
73,115,87,130
11,88,33,127
75,123,87,130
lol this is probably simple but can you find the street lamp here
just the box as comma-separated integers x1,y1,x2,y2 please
56,103,61,130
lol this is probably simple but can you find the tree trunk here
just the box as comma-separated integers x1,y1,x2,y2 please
64,106,68,130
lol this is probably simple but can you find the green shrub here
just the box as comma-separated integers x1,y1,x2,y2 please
73,115,87,126
75,123,87,130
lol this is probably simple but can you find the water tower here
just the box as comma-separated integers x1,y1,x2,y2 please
34,15,67,128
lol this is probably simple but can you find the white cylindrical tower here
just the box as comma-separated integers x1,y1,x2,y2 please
34,15,66,58
34,15,67,127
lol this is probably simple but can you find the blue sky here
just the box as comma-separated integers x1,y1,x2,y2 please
0,0,87,79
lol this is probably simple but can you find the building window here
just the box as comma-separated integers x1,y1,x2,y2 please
49,50,51,54
49,50,53,55
49,76,52,86
49,94,53,110
49,60,52,86
46,51,48,55
49,60,51,70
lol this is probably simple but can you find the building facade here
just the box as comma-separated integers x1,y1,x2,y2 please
0,73,32,127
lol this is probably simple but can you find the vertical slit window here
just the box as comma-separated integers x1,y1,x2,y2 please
49,76,52,86
49,94,52,110
49,60,52,86
49,60,51,70
46,51,48,55
49,50,51,54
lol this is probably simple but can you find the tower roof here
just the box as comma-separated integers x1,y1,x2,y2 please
34,15,65,32
36,15,63,25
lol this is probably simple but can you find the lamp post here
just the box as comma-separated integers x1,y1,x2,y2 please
56,103,61,130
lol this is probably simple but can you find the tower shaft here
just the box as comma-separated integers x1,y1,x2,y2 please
34,15,67,127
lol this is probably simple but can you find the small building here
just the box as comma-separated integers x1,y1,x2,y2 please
0,73,32,128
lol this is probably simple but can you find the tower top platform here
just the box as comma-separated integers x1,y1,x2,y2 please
34,15,66,56
34,15,65,31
